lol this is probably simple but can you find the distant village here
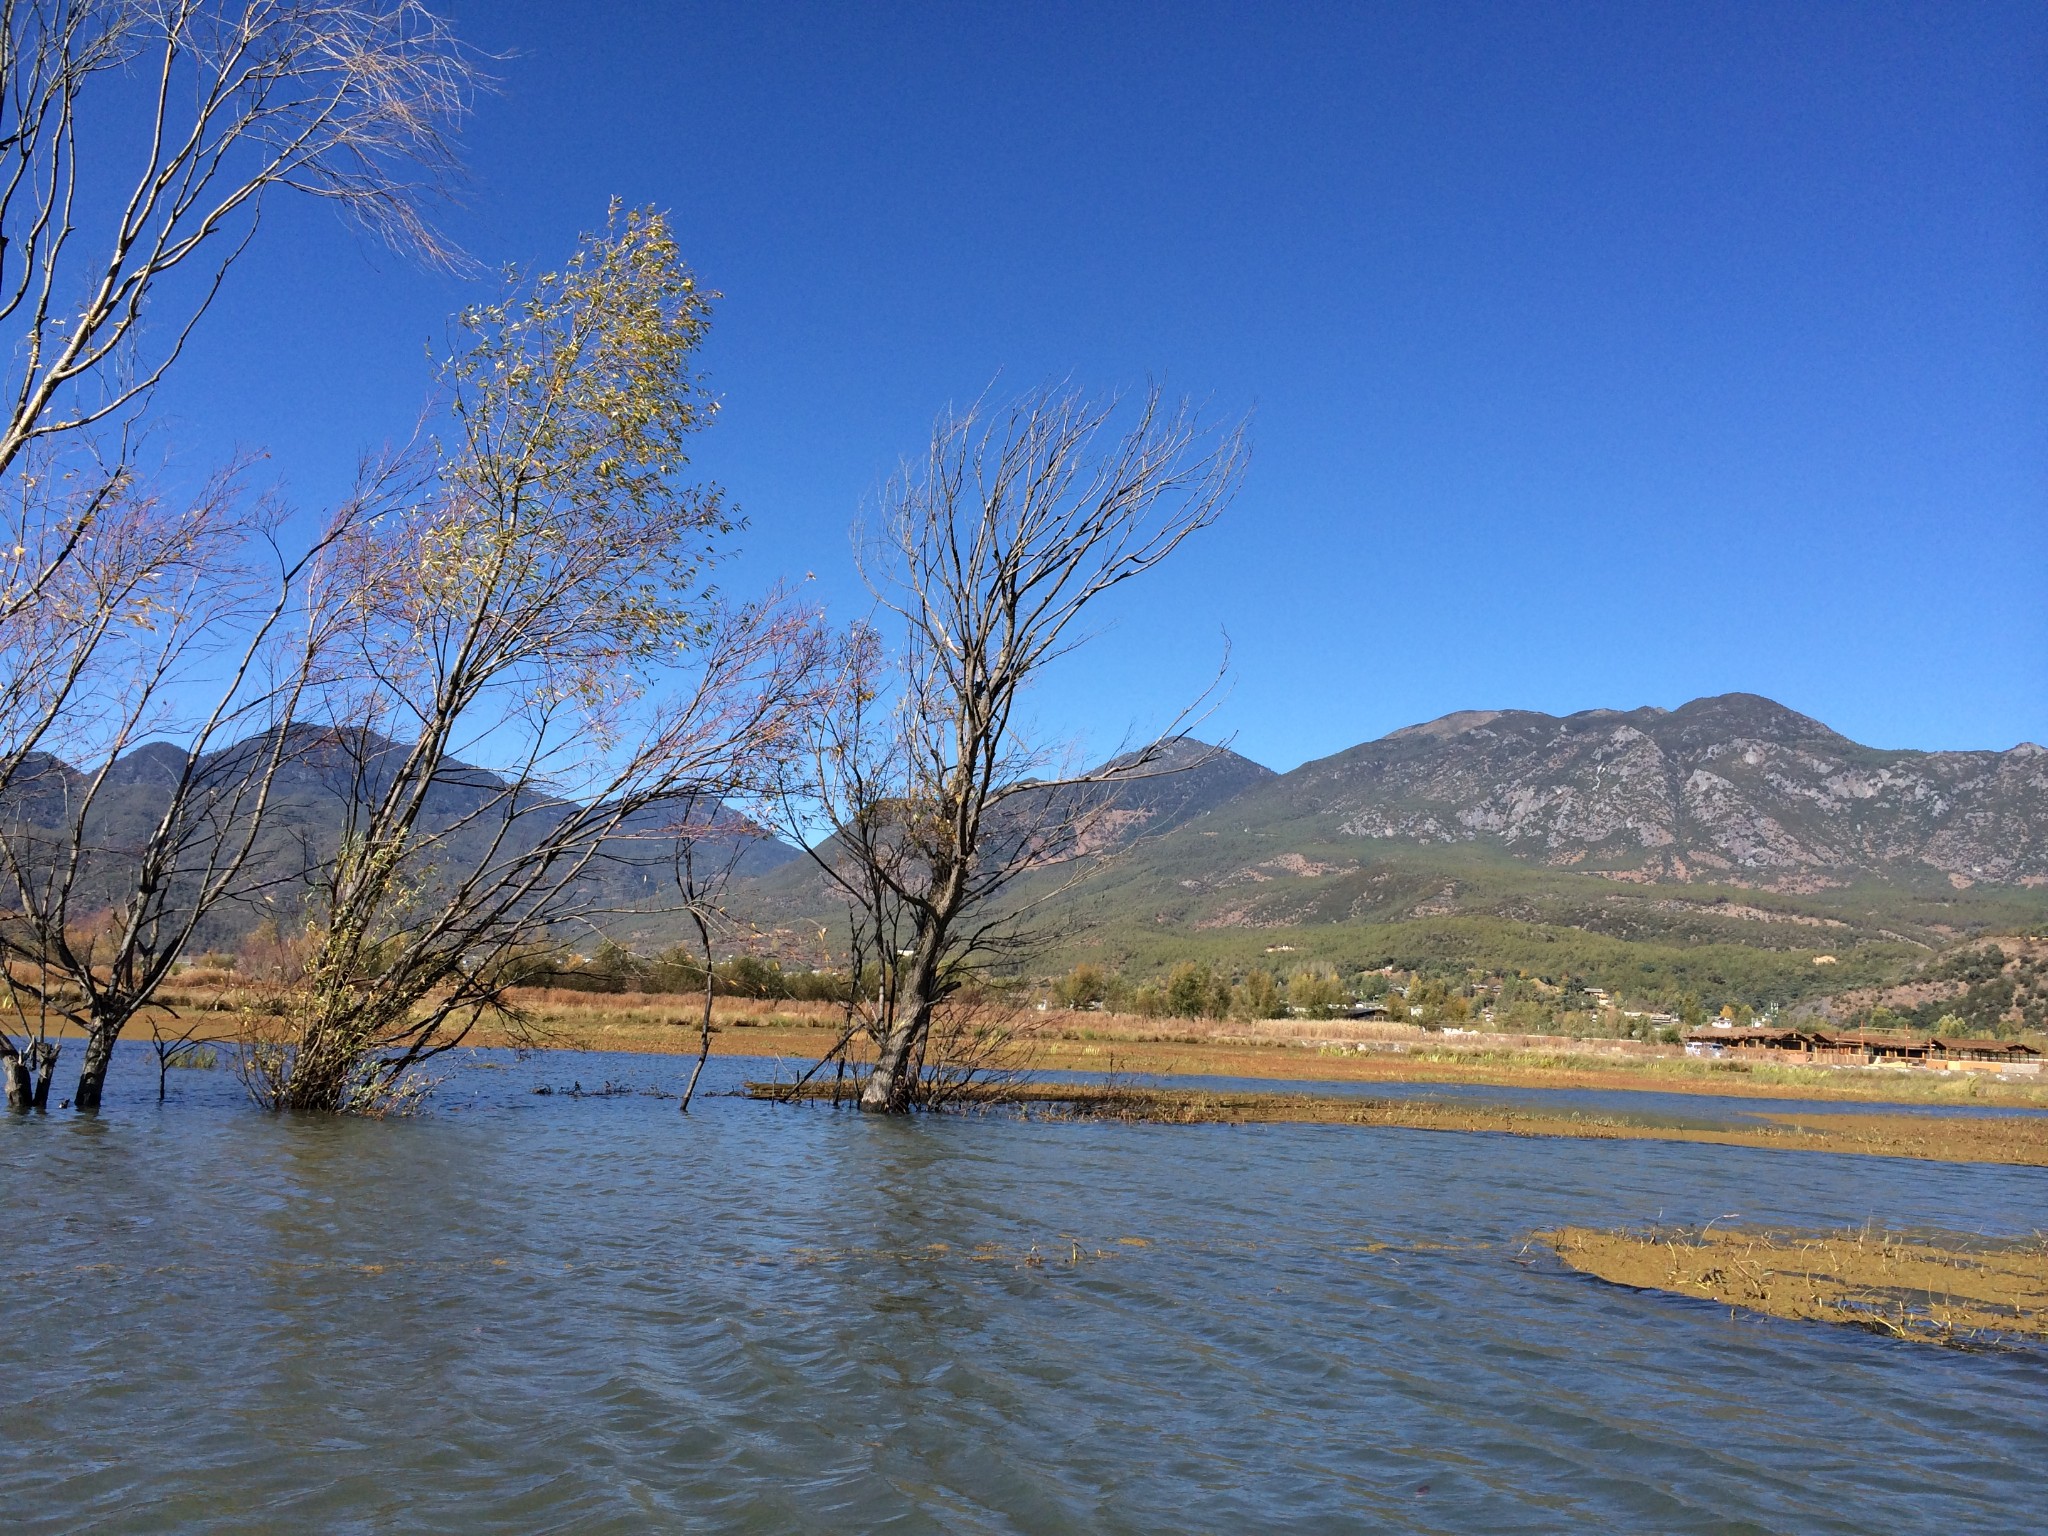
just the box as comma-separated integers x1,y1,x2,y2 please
1680,1021,2040,1074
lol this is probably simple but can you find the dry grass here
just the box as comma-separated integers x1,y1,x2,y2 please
1542,1224,2048,1345
750,1081,2048,1166
66,986,2048,1111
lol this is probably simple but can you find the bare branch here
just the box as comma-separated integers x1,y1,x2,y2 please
774,382,1246,1112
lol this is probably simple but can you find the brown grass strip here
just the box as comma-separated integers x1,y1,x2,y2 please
1541,1224,2048,1346
748,1082,2048,1166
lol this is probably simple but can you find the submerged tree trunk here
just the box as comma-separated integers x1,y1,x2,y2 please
28,1041,59,1111
680,968,714,1113
260,1013,372,1114
3,1047,30,1111
859,1012,924,1112
859,901,954,1113
856,1024,913,1105
19,1040,61,1114
73,1024,119,1113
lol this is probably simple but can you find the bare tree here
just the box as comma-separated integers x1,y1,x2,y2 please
245,208,824,1113
0,971,61,1108
777,385,1245,1113
0,0,475,817
0,0,474,707
0,462,367,1110
0,0,474,491
667,813,758,1114
0,0,475,1110
146,1003,215,1103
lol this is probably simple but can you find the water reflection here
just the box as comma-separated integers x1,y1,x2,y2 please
2,1044,2044,1533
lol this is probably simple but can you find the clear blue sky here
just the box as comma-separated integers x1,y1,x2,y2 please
151,1,2045,769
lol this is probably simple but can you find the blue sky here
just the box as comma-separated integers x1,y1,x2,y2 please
150,1,2044,770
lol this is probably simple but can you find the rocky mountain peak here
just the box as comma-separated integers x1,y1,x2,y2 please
1653,692,1846,751
1241,695,2048,888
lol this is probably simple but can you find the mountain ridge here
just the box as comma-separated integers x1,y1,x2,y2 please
1223,693,2048,889
9,695,2041,982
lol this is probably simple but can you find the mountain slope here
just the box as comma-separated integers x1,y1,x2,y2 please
0,730,797,946
714,695,2046,1003
1056,738,1278,854
15,694,2040,1000
1216,694,2047,888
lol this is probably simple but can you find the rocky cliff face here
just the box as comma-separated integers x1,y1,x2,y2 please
1272,694,2048,888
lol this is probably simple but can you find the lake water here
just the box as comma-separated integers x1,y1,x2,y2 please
5,1044,2045,1533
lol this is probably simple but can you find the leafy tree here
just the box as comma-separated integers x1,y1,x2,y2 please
589,940,637,991
720,956,791,1000
1235,968,1281,1019
1287,964,1344,1017
245,208,822,1113
1058,962,1111,1009
1171,963,1209,1018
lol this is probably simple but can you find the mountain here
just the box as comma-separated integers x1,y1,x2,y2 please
14,696,2042,1002
0,729,797,946
1225,693,2048,889
715,694,2047,1005
1054,738,1279,855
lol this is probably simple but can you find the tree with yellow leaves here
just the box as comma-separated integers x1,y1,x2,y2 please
246,207,826,1113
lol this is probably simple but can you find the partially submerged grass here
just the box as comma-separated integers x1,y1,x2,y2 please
750,1081,2048,1166
1541,1224,2048,1346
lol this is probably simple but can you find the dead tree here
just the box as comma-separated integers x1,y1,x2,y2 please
0,0,475,1110
668,811,759,1114
0,0,475,692
0,465,367,1111
0,0,472,475
147,1005,214,1105
0,976,60,1110
779,385,1245,1112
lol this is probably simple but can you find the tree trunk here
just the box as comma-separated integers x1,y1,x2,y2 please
860,925,947,1113
860,1006,927,1113
2,1048,29,1111
29,1041,59,1111
680,969,714,1113
73,1025,118,1114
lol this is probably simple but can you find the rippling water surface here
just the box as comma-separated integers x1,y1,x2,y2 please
5,1044,2045,1533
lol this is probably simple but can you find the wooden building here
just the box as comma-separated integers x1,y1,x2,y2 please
1683,1027,2040,1069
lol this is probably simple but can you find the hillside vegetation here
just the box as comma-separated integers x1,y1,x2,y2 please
720,694,2048,1020
49,693,2048,1024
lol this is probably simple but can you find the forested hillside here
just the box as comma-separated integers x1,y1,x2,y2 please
720,694,2048,1013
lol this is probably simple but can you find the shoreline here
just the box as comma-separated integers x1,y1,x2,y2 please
495,1021,2048,1110
78,992,2048,1113
747,1081,2048,1166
